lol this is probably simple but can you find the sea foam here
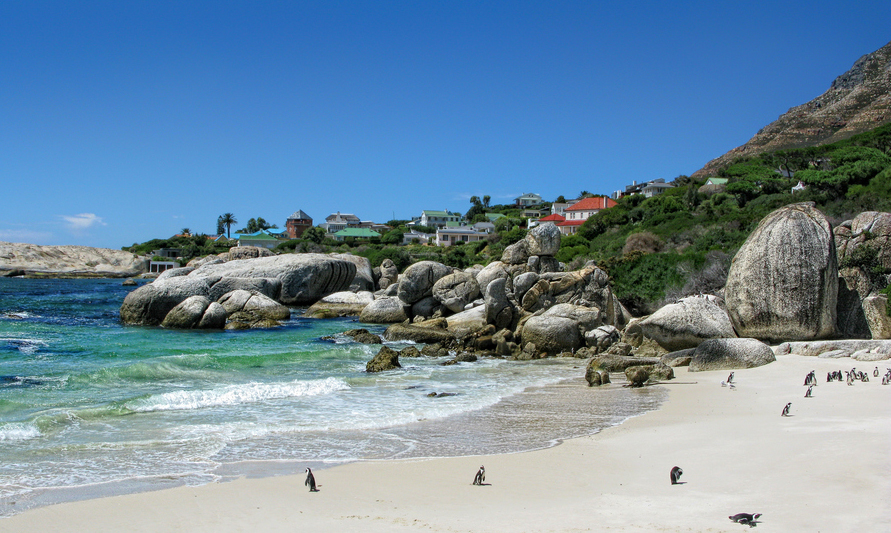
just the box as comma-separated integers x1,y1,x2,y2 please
125,377,350,413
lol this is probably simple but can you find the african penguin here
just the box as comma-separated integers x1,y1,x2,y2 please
729,512,762,523
781,402,791,417
804,385,813,398
670,466,683,485
305,467,318,492
473,465,485,485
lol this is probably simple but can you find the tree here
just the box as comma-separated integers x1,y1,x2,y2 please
220,213,237,238
482,195,491,208
180,228,191,236
469,195,482,207
465,204,485,221
216,216,225,236
303,226,326,244
555,195,566,203
579,190,594,198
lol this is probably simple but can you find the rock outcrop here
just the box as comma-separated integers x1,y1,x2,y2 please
0,242,147,278
396,261,453,307
725,203,838,342
638,296,735,351
359,297,409,324
688,338,776,372
366,346,401,372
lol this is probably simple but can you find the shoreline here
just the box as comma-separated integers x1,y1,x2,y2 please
4,355,890,532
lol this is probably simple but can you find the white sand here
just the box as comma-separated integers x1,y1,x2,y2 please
4,355,889,532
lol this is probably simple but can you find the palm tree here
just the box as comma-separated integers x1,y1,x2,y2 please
220,213,237,238
483,195,491,208
180,228,191,236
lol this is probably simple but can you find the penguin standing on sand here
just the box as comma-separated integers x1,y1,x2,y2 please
781,403,791,417
670,466,683,485
874,367,880,378
804,385,813,398
729,513,761,526
472,465,485,485
305,468,318,492
727,372,734,384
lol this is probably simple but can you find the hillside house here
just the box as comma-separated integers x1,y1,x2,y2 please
612,178,675,199
285,210,313,239
420,210,462,229
320,212,361,234
436,227,487,247
557,196,617,235
514,193,543,207
333,228,380,242
402,230,434,245
236,231,282,249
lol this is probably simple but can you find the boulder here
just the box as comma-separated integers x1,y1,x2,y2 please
688,338,776,372
661,348,696,367
501,240,530,265
524,222,561,257
226,246,274,261
585,366,602,386
120,276,211,326
190,254,356,305
399,345,421,357
724,203,838,342
411,296,441,319
521,315,583,355
397,261,452,305
359,297,409,324
542,303,602,334
330,253,376,292
377,258,399,289
638,296,736,351
774,339,891,358
160,295,226,329
585,325,621,354
206,276,282,302
383,323,456,344
366,346,401,372
513,272,540,303
624,367,650,387
305,290,373,318
445,306,489,339
863,295,891,339
218,290,291,320
155,267,195,280
441,352,478,366
588,354,662,373
343,328,382,344
432,272,481,314
484,278,514,330
475,261,512,295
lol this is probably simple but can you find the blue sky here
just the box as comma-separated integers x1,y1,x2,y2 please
1,1,889,249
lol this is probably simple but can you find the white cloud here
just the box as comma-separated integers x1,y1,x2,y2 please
61,213,106,231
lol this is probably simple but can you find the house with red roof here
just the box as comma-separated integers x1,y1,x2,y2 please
556,196,616,235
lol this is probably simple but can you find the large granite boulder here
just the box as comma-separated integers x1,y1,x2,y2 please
585,325,621,353
688,338,776,372
501,240,530,265
383,323,456,344
155,267,195,280
305,291,374,318
359,297,409,324
218,289,291,320
835,211,891,338
191,254,356,305
524,222,561,256
475,261,512,295
638,296,736,351
377,258,399,289
226,246,274,261
397,261,453,305
521,309,591,356
330,253,376,292
863,295,891,339
206,276,282,302
160,295,227,329
445,306,489,339
432,272,480,313
120,276,212,326
484,277,514,330
513,272,540,303
724,203,838,342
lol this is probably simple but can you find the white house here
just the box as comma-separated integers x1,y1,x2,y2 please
436,227,487,247
419,210,462,229
514,193,543,207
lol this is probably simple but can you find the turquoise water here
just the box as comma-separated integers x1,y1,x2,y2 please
0,278,664,516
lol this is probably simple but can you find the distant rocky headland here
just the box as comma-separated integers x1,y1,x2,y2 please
0,242,147,278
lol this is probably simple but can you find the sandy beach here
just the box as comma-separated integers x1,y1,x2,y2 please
3,354,889,532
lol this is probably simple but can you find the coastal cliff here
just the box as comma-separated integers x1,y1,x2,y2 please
0,241,147,278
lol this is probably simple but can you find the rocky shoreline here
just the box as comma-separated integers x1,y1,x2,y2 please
0,242,147,278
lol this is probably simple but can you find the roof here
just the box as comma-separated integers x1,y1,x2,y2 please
642,182,675,189
515,193,542,199
287,210,312,220
445,221,463,228
705,178,728,185
334,228,380,238
238,232,279,241
539,213,566,222
422,210,458,217
485,213,506,221
556,219,586,227
437,228,486,235
565,197,617,211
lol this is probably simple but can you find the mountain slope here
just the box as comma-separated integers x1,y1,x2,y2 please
692,40,891,178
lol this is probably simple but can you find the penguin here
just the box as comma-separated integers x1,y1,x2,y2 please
804,385,813,398
727,372,734,384
670,466,683,485
729,513,761,526
472,465,485,485
847,373,854,386
826,371,833,383
305,468,318,492
781,402,791,417
874,367,880,378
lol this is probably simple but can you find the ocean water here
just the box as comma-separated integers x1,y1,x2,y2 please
0,278,664,516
